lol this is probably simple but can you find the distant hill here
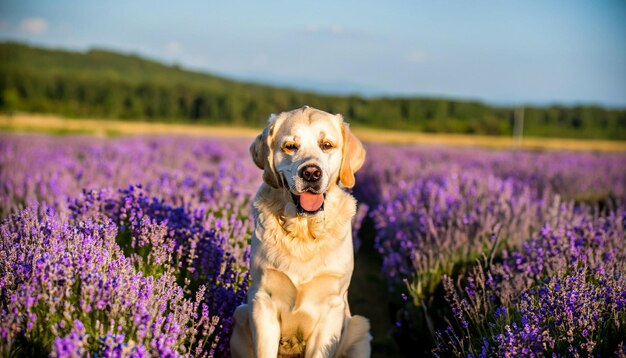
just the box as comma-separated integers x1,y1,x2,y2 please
1,42,625,139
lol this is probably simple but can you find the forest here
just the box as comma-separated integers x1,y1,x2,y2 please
1,42,625,139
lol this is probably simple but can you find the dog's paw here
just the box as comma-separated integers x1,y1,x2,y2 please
278,335,306,358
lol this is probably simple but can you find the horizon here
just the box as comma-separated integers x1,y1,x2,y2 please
1,1,625,108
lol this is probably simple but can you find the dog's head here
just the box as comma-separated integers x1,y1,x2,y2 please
250,106,366,216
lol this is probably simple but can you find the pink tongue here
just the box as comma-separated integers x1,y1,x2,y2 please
299,192,324,211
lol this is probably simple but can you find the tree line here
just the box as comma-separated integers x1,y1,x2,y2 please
1,42,625,139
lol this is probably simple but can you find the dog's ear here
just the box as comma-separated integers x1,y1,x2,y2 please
250,117,281,188
339,119,366,188
250,126,269,169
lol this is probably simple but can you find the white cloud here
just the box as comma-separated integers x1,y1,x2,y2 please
406,50,428,63
19,17,48,35
165,41,182,55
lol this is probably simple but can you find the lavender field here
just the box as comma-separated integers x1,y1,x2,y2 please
1,133,626,357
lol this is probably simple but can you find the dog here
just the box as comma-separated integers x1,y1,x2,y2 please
230,106,371,358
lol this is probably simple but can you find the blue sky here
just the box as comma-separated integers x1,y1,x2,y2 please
1,0,625,107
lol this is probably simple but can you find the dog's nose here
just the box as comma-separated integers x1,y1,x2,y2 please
300,165,322,182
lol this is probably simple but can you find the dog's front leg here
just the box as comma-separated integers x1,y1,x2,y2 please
230,304,253,358
305,303,345,358
250,291,280,358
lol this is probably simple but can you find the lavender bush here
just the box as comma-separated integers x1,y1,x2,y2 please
436,209,626,356
1,134,257,356
1,205,200,356
1,186,250,356
358,143,626,355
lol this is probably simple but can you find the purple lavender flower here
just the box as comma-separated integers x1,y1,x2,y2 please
2,133,625,356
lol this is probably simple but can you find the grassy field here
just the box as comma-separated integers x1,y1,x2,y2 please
2,113,626,151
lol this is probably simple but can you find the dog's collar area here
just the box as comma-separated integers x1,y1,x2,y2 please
291,192,326,216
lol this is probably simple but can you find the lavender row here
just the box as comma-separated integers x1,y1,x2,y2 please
355,143,626,206
1,182,251,356
1,134,260,356
436,209,626,356
358,144,626,355
0,133,260,217
361,144,625,298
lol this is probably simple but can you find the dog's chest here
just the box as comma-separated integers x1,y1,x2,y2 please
262,268,344,338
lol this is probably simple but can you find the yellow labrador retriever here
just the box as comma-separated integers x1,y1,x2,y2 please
230,106,371,358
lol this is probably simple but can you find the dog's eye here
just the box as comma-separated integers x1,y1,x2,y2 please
320,142,334,151
283,143,298,152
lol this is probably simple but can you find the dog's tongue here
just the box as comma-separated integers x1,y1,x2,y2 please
299,192,324,212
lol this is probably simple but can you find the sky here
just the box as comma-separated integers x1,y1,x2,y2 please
1,0,625,107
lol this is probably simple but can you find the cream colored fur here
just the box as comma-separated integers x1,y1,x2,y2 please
231,106,371,358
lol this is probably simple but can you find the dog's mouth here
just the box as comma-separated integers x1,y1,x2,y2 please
291,192,326,215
